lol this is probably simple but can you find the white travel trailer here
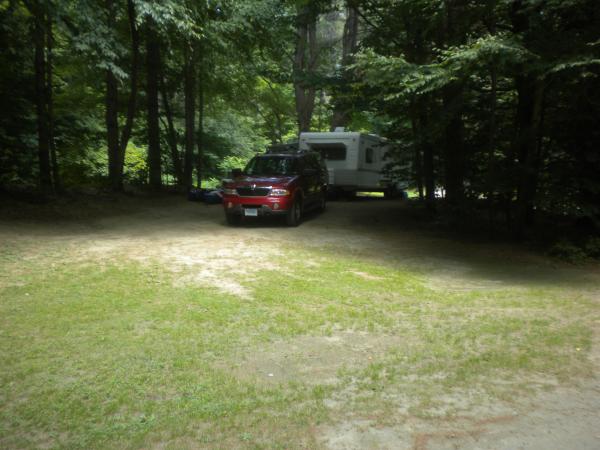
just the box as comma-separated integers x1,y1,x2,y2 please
298,130,405,197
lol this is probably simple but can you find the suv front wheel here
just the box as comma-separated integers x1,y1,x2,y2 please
317,192,326,212
286,197,302,227
225,213,242,226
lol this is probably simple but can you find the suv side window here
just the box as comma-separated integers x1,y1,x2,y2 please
315,154,327,173
303,154,317,170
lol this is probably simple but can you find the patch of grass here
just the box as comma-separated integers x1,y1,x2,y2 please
0,263,328,449
0,243,597,448
244,250,594,414
356,191,384,198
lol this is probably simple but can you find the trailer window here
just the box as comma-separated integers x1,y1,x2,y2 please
310,144,347,161
366,148,374,164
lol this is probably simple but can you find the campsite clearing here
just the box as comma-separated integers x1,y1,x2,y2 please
1,195,598,449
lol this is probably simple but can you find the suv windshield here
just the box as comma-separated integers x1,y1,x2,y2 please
244,156,299,176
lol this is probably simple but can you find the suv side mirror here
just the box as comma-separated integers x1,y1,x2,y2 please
231,168,243,178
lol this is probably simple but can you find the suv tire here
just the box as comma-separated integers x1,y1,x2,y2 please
317,192,326,213
286,197,302,227
225,213,242,226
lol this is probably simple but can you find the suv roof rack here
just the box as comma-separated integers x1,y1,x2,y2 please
265,142,307,154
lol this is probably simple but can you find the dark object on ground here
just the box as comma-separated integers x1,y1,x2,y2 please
188,189,204,202
187,188,223,204
204,189,223,204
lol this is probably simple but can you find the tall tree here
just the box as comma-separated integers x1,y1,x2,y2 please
105,0,140,191
31,1,52,190
118,0,140,182
510,0,545,237
105,0,120,191
293,4,319,132
46,11,59,190
183,43,196,190
146,20,162,189
440,0,467,206
330,4,358,130
196,46,204,188
159,75,184,185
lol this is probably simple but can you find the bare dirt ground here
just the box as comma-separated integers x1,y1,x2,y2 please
1,194,599,449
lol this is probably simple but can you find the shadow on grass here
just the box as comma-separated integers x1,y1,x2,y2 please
2,192,598,291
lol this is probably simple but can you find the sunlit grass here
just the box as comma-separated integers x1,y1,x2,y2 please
0,244,597,448
356,191,384,198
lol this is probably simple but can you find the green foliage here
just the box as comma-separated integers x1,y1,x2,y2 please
60,146,107,186
354,33,534,101
202,177,222,189
123,141,148,184
218,155,250,174
583,237,600,259
1,0,599,243
351,0,600,236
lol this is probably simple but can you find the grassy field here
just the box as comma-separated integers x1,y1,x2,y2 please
0,198,598,449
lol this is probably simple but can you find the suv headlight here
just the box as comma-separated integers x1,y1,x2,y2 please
270,188,290,196
223,188,237,195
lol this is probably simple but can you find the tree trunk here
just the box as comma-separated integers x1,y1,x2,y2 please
442,83,465,205
183,44,196,190
423,136,435,211
330,5,358,130
273,111,284,143
33,3,52,190
417,99,435,211
487,65,497,226
513,74,545,238
410,107,424,201
146,22,161,189
117,0,140,183
294,6,318,133
105,67,120,190
159,76,183,185
439,0,466,206
46,12,59,191
196,65,204,188
105,0,121,191
509,0,545,238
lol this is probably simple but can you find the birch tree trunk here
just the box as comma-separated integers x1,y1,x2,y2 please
330,5,358,130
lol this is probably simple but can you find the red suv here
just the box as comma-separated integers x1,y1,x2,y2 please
222,151,328,226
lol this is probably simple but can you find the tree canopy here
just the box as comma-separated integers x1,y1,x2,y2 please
1,0,599,241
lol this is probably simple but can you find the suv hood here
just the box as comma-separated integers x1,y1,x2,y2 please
233,175,297,186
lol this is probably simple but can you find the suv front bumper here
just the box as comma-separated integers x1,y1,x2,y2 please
222,195,291,216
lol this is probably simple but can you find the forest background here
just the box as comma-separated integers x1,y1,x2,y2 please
1,0,599,250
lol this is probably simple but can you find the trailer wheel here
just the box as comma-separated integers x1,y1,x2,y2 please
345,190,356,201
384,186,398,199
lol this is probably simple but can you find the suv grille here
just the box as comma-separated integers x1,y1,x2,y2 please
236,187,270,197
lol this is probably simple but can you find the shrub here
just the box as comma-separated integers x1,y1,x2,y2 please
584,237,600,259
548,240,587,263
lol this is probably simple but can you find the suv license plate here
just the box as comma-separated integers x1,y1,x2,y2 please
244,208,258,217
